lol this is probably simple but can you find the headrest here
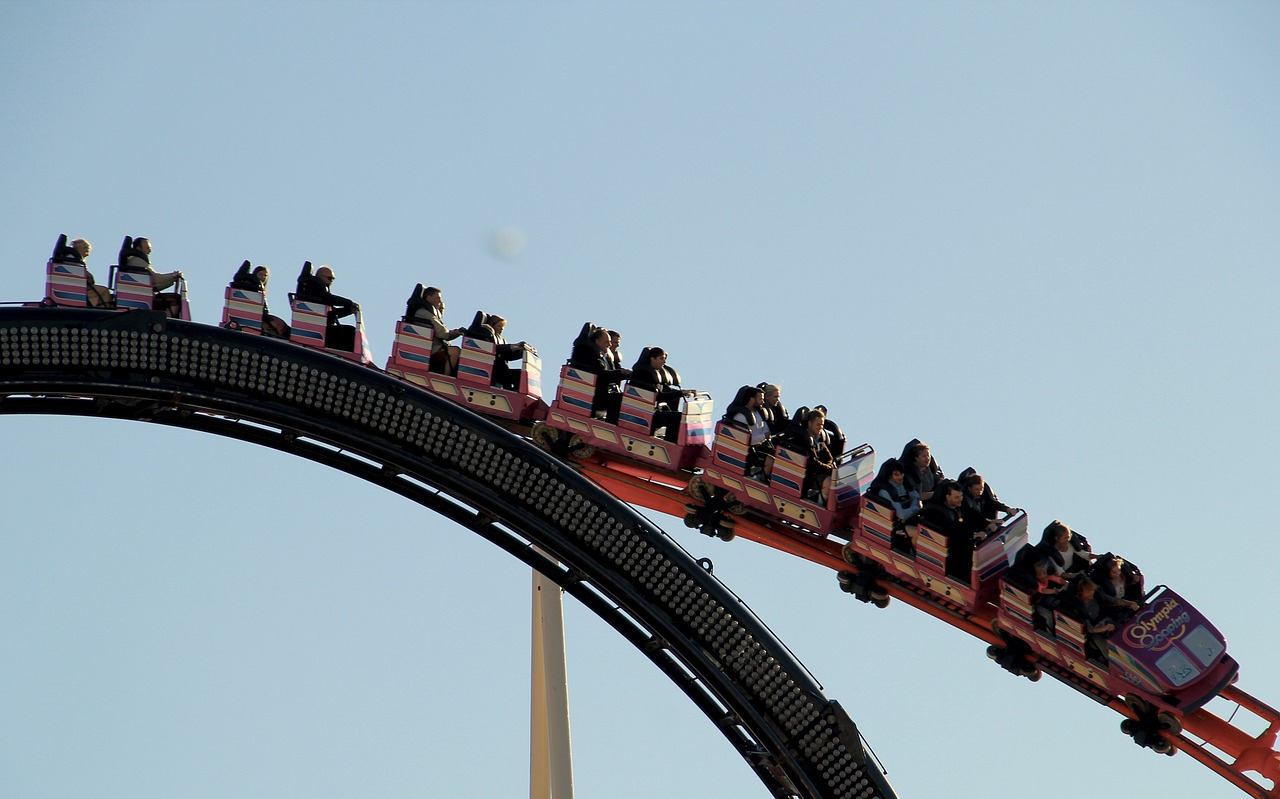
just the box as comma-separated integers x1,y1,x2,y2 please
295,261,314,294
402,283,427,321
118,235,133,265
230,260,256,289
51,234,82,264
467,311,495,341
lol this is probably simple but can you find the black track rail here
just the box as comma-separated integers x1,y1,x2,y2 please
0,307,895,799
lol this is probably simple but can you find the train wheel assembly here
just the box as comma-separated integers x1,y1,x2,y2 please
683,477,737,541
567,434,596,458
530,423,560,451
836,555,891,608
985,626,1040,682
688,475,714,503
1120,695,1180,756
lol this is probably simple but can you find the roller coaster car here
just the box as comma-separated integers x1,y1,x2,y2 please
385,306,549,424
852,499,1029,606
697,420,876,536
536,365,714,472
996,577,1239,717
287,262,374,366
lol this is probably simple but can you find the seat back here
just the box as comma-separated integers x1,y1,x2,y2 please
618,383,657,434
387,319,437,373
858,497,899,550
222,285,265,333
111,265,154,310
1052,610,1088,658
288,294,329,349
458,330,497,386
45,234,89,307
770,444,809,499
913,521,952,580
710,419,753,475
553,363,598,415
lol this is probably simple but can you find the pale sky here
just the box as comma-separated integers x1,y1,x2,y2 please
3,2,1279,798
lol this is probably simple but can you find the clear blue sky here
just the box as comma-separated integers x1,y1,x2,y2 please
3,2,1279,798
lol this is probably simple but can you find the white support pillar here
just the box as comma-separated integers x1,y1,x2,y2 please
530,561,574,799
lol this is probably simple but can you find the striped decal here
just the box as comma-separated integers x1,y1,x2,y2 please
771,446,807,498
554,365,598,413
619,386,656,433
46,260,89,307
712,424,751,459
400,322,436,343
289,299,328,347
49,262,85,277
1053,614,1088,656
51,287,88,304
859,501,897,548
915,525,947,572
1109,646,1163,693
457,337,495,385
397,348,433,367
1001,584,1037,628
221,288,264,332
114,271,153,311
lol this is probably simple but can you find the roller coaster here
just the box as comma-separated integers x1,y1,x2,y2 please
5,236,1280,798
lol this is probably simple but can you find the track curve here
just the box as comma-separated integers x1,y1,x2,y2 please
0,306,894,799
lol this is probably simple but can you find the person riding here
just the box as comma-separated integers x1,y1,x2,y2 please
629,346,695,441
569,325,629,423
900,439,945,502
866,457,921,554
797,408,836,505
485,313,533,390
723,384,775,480
297,264,359,350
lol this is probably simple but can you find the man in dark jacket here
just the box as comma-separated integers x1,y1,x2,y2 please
570,327,629,423
297,265,359,350
958,470,1015,536
919,480,972,581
